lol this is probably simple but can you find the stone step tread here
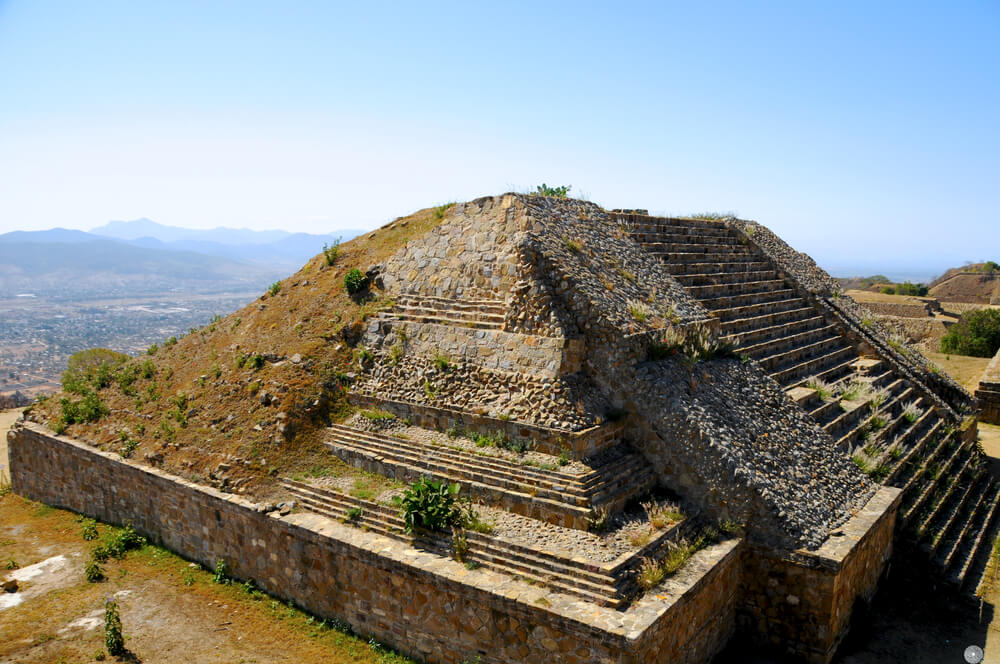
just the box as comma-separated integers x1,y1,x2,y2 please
958,484,1000,592
672,270,781,285
739,323,841,359
828,381,912,443
380,312,503,330
820,379,907,434
636,234,741,246
719,307,819,334
663,261,774,276
728,315,829,348
700,288,800,311
760,336,852,372
327,424,641,491
684,279,790,298
885,412,944,485
920,461,983,554
325,433,646,509
899,429,963,514
282,480,625,585
937,475,996,571
648,251,759,264
392,304,506,319
394,294,506,309
772,347,858,387
625,222,734,237
324,439,595,515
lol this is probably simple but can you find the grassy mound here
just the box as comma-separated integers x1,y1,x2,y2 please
27,204,454,502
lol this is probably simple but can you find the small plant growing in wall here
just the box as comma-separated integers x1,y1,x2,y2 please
395,477,461,534
344,268,369,294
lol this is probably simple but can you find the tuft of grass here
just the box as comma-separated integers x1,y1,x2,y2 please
902,401,922,424
805,376,834,401
562,237,582,254
627,299,653,324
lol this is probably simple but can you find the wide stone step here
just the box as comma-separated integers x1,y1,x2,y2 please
672,270,781,288
623,218,734,236
958,484,1000,593
684,279,789,300
663,260,773,276
380,311,503,330
918,458,981,555
699,288,799,312
393,303,506,321
937,474,995,573
830,381,913,448
739,323,841,362
756,335,850,372
648,250,759,264
395,293,506,311
280,480,625,603
899,429,964,516
719,306,818,336
770,346,858,388
633,232,740,247
885,412,944,486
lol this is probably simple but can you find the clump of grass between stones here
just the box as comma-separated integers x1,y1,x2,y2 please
805,376,833,401
628,299,653,323
636,536,706,591
902,401,922,424
642,500,685,530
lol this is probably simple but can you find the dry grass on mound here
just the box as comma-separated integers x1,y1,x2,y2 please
27,205,453,503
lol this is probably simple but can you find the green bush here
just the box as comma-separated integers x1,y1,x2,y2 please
536,183,571,197
62,349,128,394
344,268,368,294
59,392,108,426
941,309,1000,357
395,478,461,534
895,281,928,296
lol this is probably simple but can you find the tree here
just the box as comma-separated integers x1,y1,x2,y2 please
941,309,1000,357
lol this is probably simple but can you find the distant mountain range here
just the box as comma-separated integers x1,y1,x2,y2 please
0,218,367,298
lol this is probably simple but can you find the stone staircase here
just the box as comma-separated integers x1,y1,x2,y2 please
381,293,506,329
280,479,689,606
626,214,1000,596
323,423,656,530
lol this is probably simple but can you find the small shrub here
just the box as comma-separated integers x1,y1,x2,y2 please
164,336,178,347
345,507,363,522
267,281,281,297
389,344,404,365
557,447,570,467
81,519,99,541
536,183,570,197
104,598,125,656
396,477,461,534
85,558,104,583
359,408,395,422
322,238,340,266
213,558,230,584
344,268,369,294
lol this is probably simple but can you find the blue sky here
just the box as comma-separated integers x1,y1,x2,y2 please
0,1,997,279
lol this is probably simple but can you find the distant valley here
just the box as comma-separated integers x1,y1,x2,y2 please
0,218,366,396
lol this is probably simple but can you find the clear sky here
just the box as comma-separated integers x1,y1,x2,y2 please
0,1,997,279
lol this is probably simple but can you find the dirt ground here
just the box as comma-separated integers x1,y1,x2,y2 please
925,351,993,393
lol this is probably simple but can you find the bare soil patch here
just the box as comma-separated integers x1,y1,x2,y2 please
0,448,415,664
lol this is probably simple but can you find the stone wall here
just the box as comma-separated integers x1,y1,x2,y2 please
739,487,901,663
976,348,1000,425
8,422,743,664
364,318,583,379
857,301,933,318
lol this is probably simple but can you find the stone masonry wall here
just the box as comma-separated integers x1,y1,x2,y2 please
739,487,900,664
856,301,933,318
9,422,743,664
976,348,1000,425
364,318,583,379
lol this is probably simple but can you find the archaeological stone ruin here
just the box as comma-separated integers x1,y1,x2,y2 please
8,193,996,663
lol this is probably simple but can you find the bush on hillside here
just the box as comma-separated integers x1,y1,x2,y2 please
536,183,571,197
941,309,1000,357
343,268,368,294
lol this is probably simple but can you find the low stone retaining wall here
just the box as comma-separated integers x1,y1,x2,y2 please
8,422,742,664
857,301,933,318
347,394,623,459
976,349,1000,425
